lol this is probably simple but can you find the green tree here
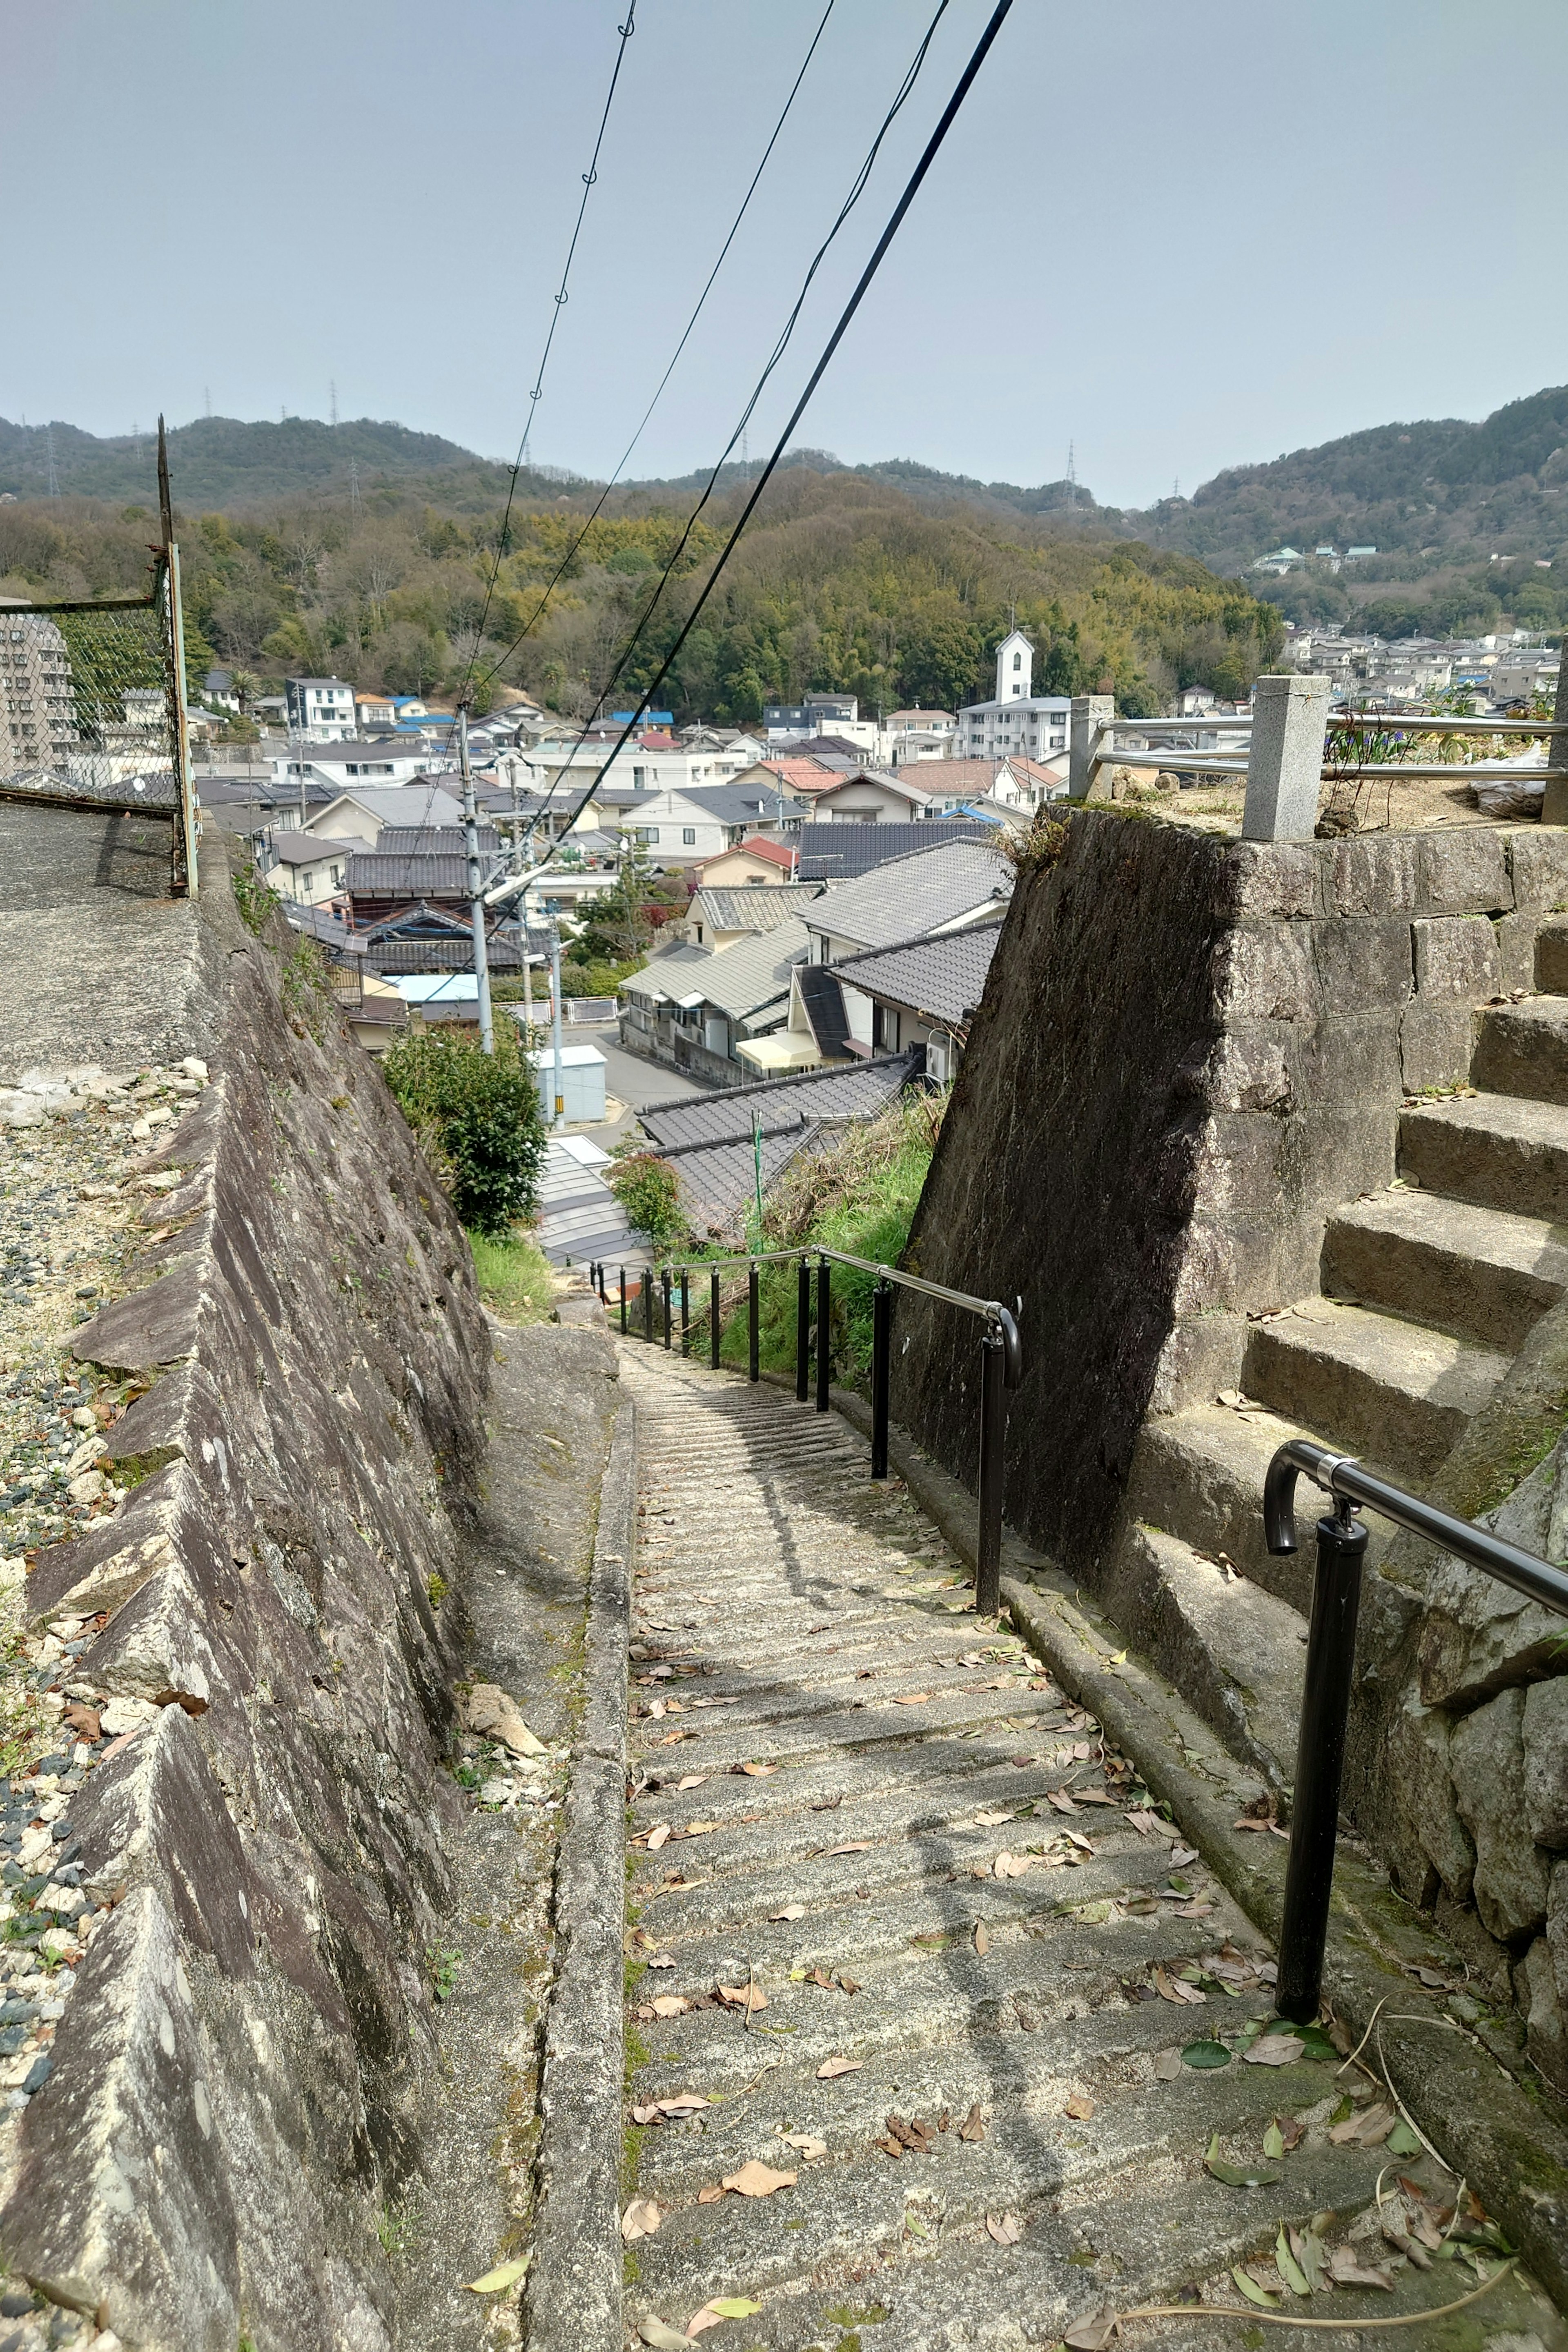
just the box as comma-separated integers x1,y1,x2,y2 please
381,1026,548,1238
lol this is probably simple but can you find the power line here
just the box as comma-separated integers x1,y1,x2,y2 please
464,0,839,710
450,1,639,729
485,0,951,724
491,0,960,846
501,0,1018,880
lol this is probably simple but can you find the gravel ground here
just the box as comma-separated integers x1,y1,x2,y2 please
0,1056,209,2352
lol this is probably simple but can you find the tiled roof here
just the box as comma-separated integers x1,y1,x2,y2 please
834,914,1005,1029
665,1128,824,1238
804,837,1012,953
694,883,826,933
346,852,473,893
374,825,499,855
637,1049,923,1151
688,919,812,1022
696,834,798,873
793,819,996,880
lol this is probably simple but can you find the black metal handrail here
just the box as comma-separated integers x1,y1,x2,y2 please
1264,1436,1568,2025
588,1248,1022,1614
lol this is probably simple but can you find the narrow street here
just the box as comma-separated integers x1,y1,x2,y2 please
615,1347,1562,2352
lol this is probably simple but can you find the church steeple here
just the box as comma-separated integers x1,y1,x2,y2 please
995,628,1033,702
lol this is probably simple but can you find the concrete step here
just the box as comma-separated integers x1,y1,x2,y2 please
1241,1300,1509,1483
1098,1524,1306,1791
1322,1185,1568,1352
1125,1400,1317,1613
1470,993,1568,1105
1400,1087,1568,1220
1536,916,1568,993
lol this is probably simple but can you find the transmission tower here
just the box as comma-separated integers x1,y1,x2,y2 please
330,380,339,427
1066,440,1076,506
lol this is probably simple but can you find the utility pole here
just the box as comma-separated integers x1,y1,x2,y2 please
459,707,494,1054
549,922,566,1128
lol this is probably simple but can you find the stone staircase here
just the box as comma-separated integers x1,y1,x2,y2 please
1112,924,1568,1788
613,1347,1562,2350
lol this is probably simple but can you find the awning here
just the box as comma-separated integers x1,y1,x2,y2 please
736,1034,824,1074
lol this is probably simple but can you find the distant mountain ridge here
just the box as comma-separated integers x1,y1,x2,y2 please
7,383,1568,584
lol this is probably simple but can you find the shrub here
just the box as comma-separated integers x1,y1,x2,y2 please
469,1228,557,1322
382,1027,548,1237
607,1149,686,1250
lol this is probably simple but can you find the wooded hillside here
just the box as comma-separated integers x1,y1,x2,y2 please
0,463,1282,721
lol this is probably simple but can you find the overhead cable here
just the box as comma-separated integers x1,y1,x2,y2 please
497,0,1018,886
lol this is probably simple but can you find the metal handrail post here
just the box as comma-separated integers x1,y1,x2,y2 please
680,1269,690,1357
709,1265,721,1370
644,1271,653,1342
619,1268,626,1335
870,1280,892,1479
748,1263,760,1383
1276,1501,1368,2023
795,1257,811,1403
976,1327,1006,1614
815,1257,831,1412
662,1268,673,1351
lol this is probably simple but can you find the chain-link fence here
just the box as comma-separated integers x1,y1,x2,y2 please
0,572,196,893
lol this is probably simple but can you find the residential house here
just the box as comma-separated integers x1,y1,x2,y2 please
955,632,1071,764
260,831,355,908
801,836,1012,1060
285,678,357,741
618,782,800,869
355,692,397,733
270,741,455,795
0,609,78,778
915,755,1060,811
344,825,500,929
882,707,956,764
620,918,812,1084
510,729,762,801
1491,648,1561,704
300,783,467,847
762,692,873,751
633,1052,927,1241
791,818,997,882
690,835,802,887
825,915,1003,1083
685,881,827,949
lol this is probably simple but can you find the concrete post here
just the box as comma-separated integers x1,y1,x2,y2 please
1242,673,1330,841
1068,694,1115,802
1543,641,1568,828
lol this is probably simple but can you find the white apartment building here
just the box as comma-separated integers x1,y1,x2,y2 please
0,609,79,777
956,631,1070,762
285,677,357,742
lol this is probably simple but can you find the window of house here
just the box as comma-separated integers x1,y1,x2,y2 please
1012,652,1022,670
635,827,659,844
682,827,696,845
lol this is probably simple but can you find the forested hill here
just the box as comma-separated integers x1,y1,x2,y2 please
0,415,532,510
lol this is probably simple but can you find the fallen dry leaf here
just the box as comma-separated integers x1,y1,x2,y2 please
958,2101,985,2142
676,1774,708,1791
1328,2245,1395,2290
994,1851,1032,1879
1243,2033,1305,2068
1154,2046,1182,2080
893,1691,933,1706
986,2212,1022,2245
649,1996,689,2018
780,2132,828,2158
739,1761,775,1776
1152,1967,1206,2006
974,1922,989,1955
1126,1809,1159,1835
646,1824,672,1851
1169,1843,1199,1868
771,1904,805,1922
689,2298,763,2333
1329,2102,1395,2147
1063,2310,1117,2350
1046,1789,1078,1813
721,2160,796,2198
974,1808,1013,1826
828,1841,871,1857
646,1951,676,1969
621,2197,661,2242
463,2255,531,2294
1074,1788,1116,1806
717,1982,767,2014
696,2184,725,2204
1065,2094,1094,2120
817,2055,862,2078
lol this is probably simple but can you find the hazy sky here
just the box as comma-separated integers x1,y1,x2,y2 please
5,0,1566,508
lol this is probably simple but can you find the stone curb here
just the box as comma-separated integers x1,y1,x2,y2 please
523,1388,635,2352
762,1366,1568,2312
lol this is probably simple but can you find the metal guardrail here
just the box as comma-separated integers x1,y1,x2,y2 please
590,1247,1023,1613
1263,1437,1568,2024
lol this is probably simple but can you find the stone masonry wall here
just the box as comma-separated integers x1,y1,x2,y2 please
896,807,1568,2088
0,842,492,2350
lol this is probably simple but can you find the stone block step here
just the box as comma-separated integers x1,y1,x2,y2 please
1241,1300,1508,1483
1099,1525,1306,1789
1536,916,1568,993
1400,1087,1568,1220
1125,1400,1316,1613
1470,993,1568,1105
1322,1185,1568,1352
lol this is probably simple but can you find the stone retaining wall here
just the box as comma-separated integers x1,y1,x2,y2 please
895,807,1568,2094
0,843,491,2349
